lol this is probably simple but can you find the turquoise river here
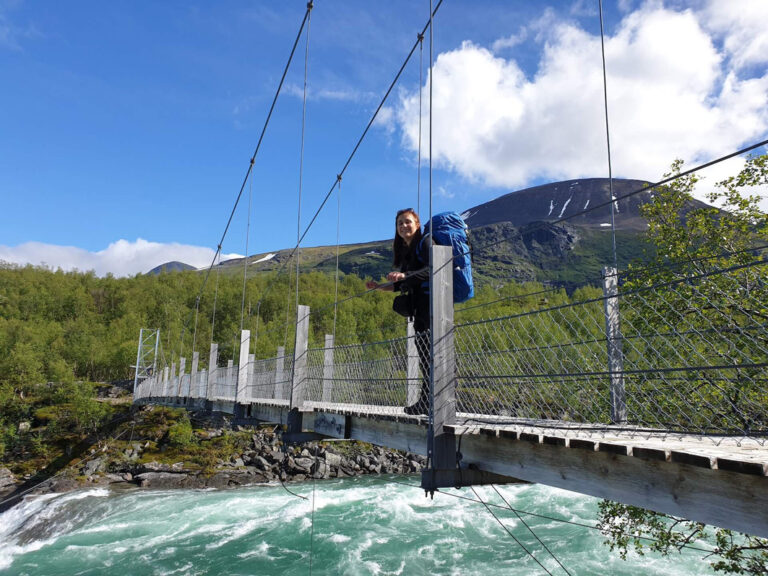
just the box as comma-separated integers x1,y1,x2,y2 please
0,476,717,575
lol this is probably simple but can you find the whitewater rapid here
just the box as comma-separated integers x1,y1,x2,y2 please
0,477,715,575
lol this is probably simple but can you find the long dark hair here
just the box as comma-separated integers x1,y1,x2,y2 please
392,208,422,268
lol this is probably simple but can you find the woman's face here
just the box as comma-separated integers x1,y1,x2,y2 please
396,212,419,245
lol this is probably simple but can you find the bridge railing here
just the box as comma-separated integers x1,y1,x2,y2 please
303,333,417,412
455,259,768,440
134,255,767,443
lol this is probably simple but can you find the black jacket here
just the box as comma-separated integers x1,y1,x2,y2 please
394,237,432,331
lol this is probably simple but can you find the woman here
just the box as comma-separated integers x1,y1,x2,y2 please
366,208,431,415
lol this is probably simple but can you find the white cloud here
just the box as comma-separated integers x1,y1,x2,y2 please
394,1,768,210
284,82,372,103
702,0,768,70
492,30,527,52
373,105,395,135
0,239,242,277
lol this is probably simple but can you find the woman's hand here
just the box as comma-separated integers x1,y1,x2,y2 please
366,278,395,292
386,271,405,282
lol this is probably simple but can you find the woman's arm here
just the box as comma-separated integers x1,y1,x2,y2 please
366,279,394,292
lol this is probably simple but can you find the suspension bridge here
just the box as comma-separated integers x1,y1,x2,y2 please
134,247,768,539
131,0,768,543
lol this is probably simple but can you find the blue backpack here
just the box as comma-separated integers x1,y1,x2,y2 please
417,211,475,303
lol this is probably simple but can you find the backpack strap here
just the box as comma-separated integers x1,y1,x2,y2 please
416,232,432,264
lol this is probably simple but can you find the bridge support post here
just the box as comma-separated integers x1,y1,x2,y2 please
422,245,519,493
236,330,250,405
275,346,286,400
190,352,199,398
162,366,169,398
603,266,627,424
226,359,234,400
207,343,218,401
322,334,334,402
406,321,420,406
287,305,310,437
176,357,189,403
247,353,255,403
423,245,458,492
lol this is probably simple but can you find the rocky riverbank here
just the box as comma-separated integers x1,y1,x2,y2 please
0,406,427,502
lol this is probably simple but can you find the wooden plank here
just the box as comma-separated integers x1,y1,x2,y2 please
631,447,669,462
568,439,597,451
598,442,629,456
671,451,716,469
717,458,768,476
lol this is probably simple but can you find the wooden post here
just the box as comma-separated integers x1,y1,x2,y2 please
178,357,187,399
199,369,207,402
426,244,458,480
291,305,310,410
275,346,286,400
322,334,334,402
603,266,627,424
226,359,234,400
190,351,199,398
432,245,457,435
247,353,255,402
171,361,178,397
207,343,219,401
406,320,420,406
236,330,250,404
162,366,169,397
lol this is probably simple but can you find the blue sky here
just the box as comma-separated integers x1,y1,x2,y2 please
1,0,767,276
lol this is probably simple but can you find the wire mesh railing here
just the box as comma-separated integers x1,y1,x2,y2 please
135,258,768,444
303,333,422,414
455,260,768,441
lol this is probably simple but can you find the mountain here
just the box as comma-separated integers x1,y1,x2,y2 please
151,178,712,290
462,178,655,230
147,261,197,275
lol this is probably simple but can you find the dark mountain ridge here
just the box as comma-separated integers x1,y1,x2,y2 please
150,178,711,289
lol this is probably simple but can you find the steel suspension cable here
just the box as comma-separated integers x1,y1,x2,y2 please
598,0,618,269
470,486,557,576
332,175,342,341
192,296,201,356
251,0,445,321
197,4,313,296
240,172,253,334
491,485,573,576
427,0,436,470
386,478,714,555
435,138,768,281
417,32,424,216
295,4,313,335
159,5,313,371
289,2,313,407
210,250,221,347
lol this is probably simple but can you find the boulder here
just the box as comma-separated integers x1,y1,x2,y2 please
0,468,16,490
292,457,314,474
325,452,342,468
82,458,104,477
135,472,191,489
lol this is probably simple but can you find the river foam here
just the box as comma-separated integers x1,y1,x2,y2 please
0,477,716,575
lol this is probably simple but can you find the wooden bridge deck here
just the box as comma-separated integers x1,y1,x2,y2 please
139,395,768,537
293,402,768,538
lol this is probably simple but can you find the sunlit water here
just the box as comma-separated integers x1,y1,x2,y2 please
0,476,715,576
